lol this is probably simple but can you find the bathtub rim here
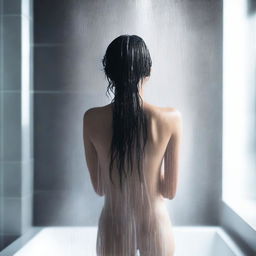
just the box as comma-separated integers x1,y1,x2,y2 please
0,226,246,256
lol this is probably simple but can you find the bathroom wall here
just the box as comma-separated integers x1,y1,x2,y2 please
0,0,34,251
33,0,222,226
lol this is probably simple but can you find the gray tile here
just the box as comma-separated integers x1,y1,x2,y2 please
3,197,21,235
34,0,75,44
21,123,31,161
0,0,3,15
29,0,33,19
21,194,32,233
34,92,109,191
29,92,34,159
0,16,2,91
34,45,106,92
21,95,32,162
3,0,21,15
29,29,33,87
0,92,3,160
33,0,135,45
21,160,33,196
3,16,21,91
0,162,3,197
3,161,21,197
34,45,75,91
33,190,103,226
0,236,5,252
0,195,3,231
3,92,22,161
3,234,19,248
21,91,33,161
0,235,4,252
29,13,33,47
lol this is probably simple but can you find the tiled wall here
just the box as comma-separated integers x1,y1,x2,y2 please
33,0,222,226
0,0,33,251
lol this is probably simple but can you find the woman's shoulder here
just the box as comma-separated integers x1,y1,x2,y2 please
83,102,181,124
83,104,112,131
83,103,111,117
143,101,180,118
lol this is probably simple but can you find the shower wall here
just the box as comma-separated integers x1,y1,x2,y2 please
33,0,222,226
0,0,33,251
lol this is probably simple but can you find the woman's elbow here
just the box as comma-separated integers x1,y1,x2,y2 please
161,188,177,200
95,186,105,197
167,191,176,200
92,182,105,197
96,191,105,197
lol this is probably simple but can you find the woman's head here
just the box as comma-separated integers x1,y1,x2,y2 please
102,34,152,97
102,35,152,191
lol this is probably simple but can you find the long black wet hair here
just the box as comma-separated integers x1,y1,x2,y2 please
102,35,152,192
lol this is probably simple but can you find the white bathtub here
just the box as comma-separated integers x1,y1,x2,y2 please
0,226,245,256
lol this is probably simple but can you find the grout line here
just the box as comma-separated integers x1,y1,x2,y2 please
33,43,65,47
0,195,33,200
0,90,21,93
1,14,32,20
0,160,23,163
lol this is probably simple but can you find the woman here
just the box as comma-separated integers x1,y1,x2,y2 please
83,35,182,256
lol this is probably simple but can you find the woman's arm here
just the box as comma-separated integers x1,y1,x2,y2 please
159,110,183,199
83,109,104,196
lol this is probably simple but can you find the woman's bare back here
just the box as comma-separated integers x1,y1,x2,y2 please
83,101,182,256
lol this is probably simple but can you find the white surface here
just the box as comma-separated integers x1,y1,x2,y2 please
222,0,256,230
3,226,245,256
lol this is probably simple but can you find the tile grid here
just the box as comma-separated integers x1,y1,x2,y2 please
1,11,23,249
0,0,35,249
